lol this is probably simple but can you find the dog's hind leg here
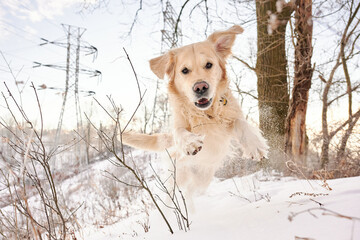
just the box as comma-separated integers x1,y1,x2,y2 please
175,162,217,212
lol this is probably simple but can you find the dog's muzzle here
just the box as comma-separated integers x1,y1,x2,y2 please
193,81,212,109
195,97,212,109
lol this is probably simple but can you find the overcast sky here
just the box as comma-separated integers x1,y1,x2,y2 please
0,0,168,130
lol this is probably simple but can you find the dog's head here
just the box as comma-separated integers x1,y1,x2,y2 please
149,25,243,110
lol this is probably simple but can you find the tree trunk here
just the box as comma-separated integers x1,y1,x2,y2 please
255,0,293,163
285,0,313,165
335,109,360,163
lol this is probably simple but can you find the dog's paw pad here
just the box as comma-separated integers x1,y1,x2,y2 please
191,146,202,155
242,146,268,161
186,141,203,156
179,133,204,156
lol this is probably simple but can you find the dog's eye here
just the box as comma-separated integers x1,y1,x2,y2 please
205,62,213,69
181,67,189,74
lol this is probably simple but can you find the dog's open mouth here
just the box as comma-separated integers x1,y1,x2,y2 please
195,98,212,109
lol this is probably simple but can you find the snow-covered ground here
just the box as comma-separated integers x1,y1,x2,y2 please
1,150,359,240
78,170,360,240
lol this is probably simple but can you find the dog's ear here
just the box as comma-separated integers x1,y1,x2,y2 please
149,52,175,79
207,25,244,59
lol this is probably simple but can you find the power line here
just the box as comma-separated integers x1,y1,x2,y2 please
0,50,39,64
1,26,65,57
0,52,52,83
2,26,42,46
0,18,67,47
0,19,40,37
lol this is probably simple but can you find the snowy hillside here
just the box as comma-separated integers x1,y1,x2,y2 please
1,148,359,240
77,169,360,240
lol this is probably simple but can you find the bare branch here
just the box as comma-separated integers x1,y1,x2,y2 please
233,55,256,72
289,207,360,222
173,0,191,45
126,0,143,37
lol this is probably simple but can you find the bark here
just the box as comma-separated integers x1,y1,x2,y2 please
255,0,293,160
285,0,313,164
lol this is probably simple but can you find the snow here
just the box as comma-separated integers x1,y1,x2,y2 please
2,151,359,240
78,171,360,240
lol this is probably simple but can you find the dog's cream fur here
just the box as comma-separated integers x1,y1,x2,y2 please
123,25,269,198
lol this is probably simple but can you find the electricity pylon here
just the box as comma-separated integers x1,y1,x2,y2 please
161,0,182,52
35,24,100,152
151,0,182,133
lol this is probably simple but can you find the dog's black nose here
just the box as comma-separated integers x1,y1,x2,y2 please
193,81,209,95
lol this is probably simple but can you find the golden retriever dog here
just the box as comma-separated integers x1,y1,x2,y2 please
123,25,268,200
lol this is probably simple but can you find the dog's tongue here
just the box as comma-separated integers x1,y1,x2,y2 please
198,98,209,105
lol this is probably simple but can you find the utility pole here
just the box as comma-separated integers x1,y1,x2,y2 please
35,24,100,165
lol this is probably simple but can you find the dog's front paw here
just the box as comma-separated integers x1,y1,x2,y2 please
239,129,269,161
177,133,204,156
243,138,269,161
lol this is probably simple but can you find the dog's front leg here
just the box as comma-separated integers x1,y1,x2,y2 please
234,118,269,160
174,128,204,156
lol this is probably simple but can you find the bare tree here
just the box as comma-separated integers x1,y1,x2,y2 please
319,0,360,168
285,0,313,164
0,83,73,239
